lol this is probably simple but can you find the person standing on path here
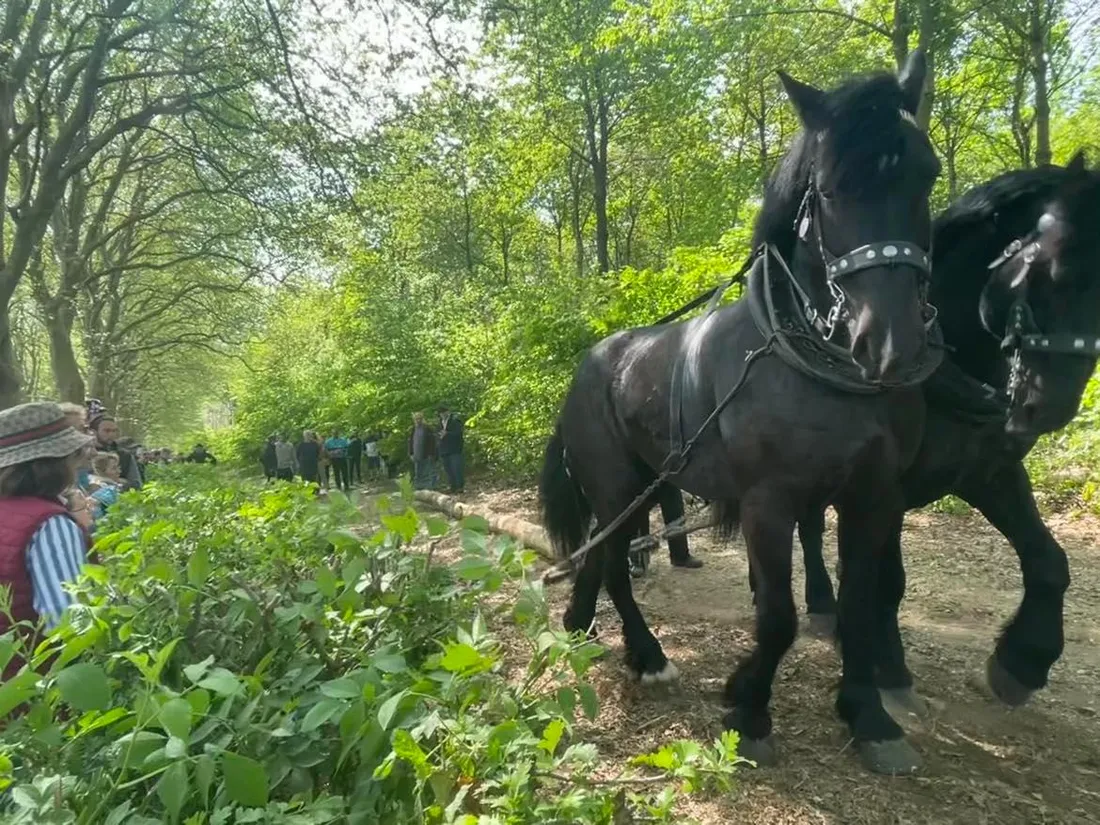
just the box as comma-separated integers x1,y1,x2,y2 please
297,430,321,487
347,432,363,486
274,435,297,481
324,429,351,493
408,412,437,490
261,436,277,482
364,431,381,480
437,404,465,494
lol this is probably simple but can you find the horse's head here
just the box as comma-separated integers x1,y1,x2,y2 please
778,51,940,382
979,152,1100,436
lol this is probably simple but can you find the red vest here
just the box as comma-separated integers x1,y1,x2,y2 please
0,497,76,681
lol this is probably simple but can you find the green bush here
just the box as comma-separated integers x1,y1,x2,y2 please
0,468,743,824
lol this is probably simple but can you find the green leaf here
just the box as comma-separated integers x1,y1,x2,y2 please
314,566,339,599
104,800,134,825
556,686,576,717
453,556,493,581
382,509,419,542
439,642,482,673
157,761,189,822
165,736,187,759
539,718,566,755
56,663,111,712
197,668,242,697
320,678,361,699
372,651,406,673
222,751,268,808
578,684,599,720
0,670,38,717
301,697,347,732
461,515,490,533
0,640,14,673
186,688,210,717
425,516,450,537
377,690,407,731
392,729,431,779
326,528,363,549
183,656,214,684
187,546,211,587
195,754,215,806
159,698,192,740
114,731,165,770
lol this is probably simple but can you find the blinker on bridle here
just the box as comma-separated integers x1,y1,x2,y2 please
990,212,1100,406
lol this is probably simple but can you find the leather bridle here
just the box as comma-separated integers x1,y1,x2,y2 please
792,165,937,340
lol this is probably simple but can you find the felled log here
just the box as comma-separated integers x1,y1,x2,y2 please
413,490,556,561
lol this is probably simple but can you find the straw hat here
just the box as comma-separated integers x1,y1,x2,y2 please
0,402,95,469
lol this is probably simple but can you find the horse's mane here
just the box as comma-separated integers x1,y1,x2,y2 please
933,166,1070,252
753,73,915,256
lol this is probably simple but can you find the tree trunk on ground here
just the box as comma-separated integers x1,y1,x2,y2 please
413,490,555,560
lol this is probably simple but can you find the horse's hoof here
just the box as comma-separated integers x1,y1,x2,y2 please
737,734,778,767
987,655,1034,707
858,739,922,775
639,660,680,686
806,612,837,639
879,687,929,729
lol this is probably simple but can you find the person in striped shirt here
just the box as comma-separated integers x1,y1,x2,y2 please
0,402,94,647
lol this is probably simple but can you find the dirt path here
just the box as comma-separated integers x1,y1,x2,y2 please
456,486,1100,824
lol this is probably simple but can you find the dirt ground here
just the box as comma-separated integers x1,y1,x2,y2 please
443,484,1100,824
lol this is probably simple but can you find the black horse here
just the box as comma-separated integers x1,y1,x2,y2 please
770,156,1100,714
540,55,940,775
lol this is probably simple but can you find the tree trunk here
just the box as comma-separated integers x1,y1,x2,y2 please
0,312,23,409
569,156,586,277
45,309,85,402
594,96,611,274
916,0,936,131
892,0,912,69
413,489,555,560
1029,0,1051,166
581,78,611,275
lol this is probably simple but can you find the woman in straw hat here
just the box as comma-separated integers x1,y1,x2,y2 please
0,402,95,677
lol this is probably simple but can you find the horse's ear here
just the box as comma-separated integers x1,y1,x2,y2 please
897,49,927,115
778,71,828,132
1066,150,1087,174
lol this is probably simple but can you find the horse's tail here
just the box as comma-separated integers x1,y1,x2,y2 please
539,424,592,559
710,499,741,541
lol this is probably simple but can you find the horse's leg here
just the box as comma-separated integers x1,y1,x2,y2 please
834,496,920,775
868,522,928,724
660,484,702,569
563,543,605,640
603,525,678,684
957,462,1069,705
723,491,796,766
797,505,836,637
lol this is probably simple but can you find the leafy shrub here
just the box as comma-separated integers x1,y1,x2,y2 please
0,468,743,823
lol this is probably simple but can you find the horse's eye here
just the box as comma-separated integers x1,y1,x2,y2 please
819,188,836,201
